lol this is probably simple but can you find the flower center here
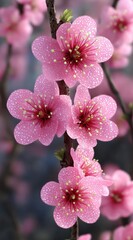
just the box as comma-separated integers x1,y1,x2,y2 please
20,95,53,127
112,15,128,32
77,101,106,136
110,191,122,203
62,33,97,70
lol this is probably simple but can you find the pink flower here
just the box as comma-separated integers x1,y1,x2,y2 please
99,0,133,46
41,167,111,228
99,231,112,240
32,16,113,88
7,75,71,145
113,222,133,240
0,6,32,47
71,145,102,178
78,234,91,240
107,43,132,68
17,0,46,26
101,170,133,220
67,84,118,147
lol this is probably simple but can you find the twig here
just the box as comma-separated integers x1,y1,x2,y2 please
46,0,78,239
112,0,119,8
101,63,133,139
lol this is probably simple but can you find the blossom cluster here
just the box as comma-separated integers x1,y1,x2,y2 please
6,0,133,238
7,14,118,230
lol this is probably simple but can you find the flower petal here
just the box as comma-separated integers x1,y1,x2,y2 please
54,206,77,228
14,121,39,144
70,16,97,38
74,85,91,105
42,62,65,81
93,36,114,62
56,22,71,49
93,95,117,119
32,36,63,63
40,182,60,206
98,121,118,141
54,95,72,137
77,63,103,88
39,119,58,146
34,75,59,98
7,89,33,119
58,167,81,189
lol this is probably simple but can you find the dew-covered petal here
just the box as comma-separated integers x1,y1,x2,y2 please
32,36,63,63
78,63,103,88
93,36,114,62
93,95,117,119
77,132,97,148
75,145,94,161
42,62,65,81
54,95,72,137
74,85,91,105
54,205,77,229
34,75,59,98
39,119,58,146
7,89,33,119
98,120,118,141
77,204,100,224
41,182,60,206
56,22,71,49
14,121,39,144
58,167,81,189
70,16,97,38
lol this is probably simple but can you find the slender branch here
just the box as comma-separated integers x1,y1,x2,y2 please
46,0,78,239
101,63,133,139
112,0,119,8
71,221,79,240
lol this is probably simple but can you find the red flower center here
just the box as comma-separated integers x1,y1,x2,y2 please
110,191,123,203
77,101,106,136
112,15,128,32
21,95,53,127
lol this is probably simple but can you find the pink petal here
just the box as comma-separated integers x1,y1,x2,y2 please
54,95,72,137
70,16,97,39
34,75,59,98
78,63,103,88
56,22,71,49
54,206,77,228
93,95,117,119
77,205,100,224
117,0,133,11
77,132,97,148
78,234,91,240
40,182,60,206
7,89,33,119
75,145,94,161
42,62,65,81
113,170,131,189
32,36,63,63
39,119,58,145
74,85,91,105
98,121,118,142
93,36,114,62
58,167,81,189
14,121,39,144
113,227,124,240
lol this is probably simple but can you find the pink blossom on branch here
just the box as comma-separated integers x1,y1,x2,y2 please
0,6,32,47
17,0,46,26
32,16,113,88
99,0,133,47
41,167,111,228
113,222,133,240
101,170,133,220
7,75,72,145
67,84,118,147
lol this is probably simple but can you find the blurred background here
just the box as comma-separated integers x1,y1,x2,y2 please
0,0,133,240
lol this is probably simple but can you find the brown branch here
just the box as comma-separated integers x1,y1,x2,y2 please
101,63,133,139
112,0,119,8
46,0,78,239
